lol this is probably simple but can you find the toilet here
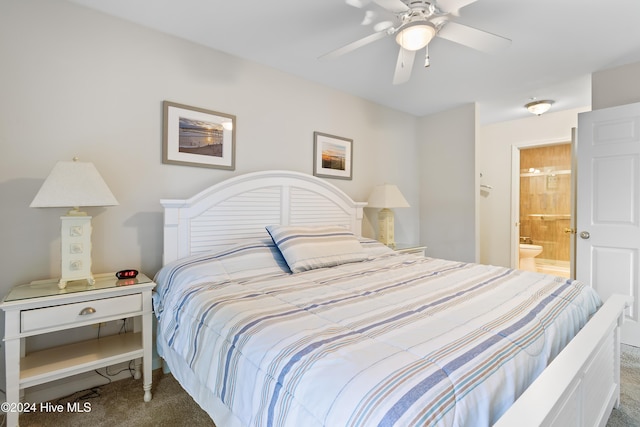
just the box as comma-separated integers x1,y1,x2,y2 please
519,244,543,271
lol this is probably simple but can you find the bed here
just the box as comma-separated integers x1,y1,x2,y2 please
156,170,631,427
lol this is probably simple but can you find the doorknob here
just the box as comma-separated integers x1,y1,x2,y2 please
579,231,590,239
564,228,576,234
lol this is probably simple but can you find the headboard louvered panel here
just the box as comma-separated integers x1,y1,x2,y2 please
189,187,281,253
289,187,354,228
161,170,366,264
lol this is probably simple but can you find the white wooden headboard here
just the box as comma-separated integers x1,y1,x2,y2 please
161,170,367,264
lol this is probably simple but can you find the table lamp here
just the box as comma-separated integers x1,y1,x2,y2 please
367,184,409,248
30,157,118,289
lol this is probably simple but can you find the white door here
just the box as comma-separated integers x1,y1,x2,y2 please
576,102,640,347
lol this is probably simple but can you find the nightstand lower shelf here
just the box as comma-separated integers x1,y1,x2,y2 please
21,332,143,388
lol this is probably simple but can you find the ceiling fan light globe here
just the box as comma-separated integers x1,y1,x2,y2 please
525,100,554,115
395,23,435,51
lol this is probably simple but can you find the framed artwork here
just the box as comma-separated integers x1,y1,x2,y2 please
163,101,236,170
313,131,353,180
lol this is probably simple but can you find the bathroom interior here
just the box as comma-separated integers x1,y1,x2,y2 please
519,143,572,278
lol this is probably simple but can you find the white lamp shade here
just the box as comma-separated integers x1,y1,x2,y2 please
367,184,410,208
30,160,118,208
395,22,436,51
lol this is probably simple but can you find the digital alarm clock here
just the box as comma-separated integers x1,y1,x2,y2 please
116,269,138,280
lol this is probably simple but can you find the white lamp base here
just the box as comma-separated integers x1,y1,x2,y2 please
377,208,396,249
59,215,95,289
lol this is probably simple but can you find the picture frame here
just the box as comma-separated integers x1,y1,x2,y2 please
163,101,236,170
313,131,353,180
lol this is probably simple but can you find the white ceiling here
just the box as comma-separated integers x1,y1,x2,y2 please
68,0,640,124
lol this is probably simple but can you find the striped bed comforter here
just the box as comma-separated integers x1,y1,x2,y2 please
154,239,601,427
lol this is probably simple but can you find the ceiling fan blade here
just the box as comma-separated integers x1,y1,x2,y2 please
373,20,393,32
319,30,389,60
436,0,478,13
437,21,511,53
371,0,409,13
346,0,371,8
361,10,377,25
393,48,416,85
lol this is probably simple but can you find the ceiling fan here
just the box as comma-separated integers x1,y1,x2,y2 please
320,0,511,85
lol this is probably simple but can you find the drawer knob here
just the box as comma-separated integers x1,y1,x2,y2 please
79,307,96,315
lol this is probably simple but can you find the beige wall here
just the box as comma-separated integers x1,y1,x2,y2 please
0,0,422,292
418,104,478,263
592,62,640,110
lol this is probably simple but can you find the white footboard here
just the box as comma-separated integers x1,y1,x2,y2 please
494,294,632,427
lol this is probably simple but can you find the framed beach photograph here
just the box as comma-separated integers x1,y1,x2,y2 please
163,101,236,170
313,131,353,180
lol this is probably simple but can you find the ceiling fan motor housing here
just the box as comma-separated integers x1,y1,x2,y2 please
401,1,437,22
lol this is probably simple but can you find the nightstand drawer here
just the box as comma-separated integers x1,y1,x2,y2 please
21,294,142,333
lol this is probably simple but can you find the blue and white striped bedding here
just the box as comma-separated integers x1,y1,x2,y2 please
154,238,601,427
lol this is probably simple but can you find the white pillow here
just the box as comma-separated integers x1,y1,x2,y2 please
265,225,368,273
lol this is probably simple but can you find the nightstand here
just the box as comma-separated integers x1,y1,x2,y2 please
394,243,427,256
0,273,156,427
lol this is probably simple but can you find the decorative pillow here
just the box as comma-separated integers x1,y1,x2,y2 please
265,225,368,273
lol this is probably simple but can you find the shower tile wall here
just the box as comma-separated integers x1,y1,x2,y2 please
520,144,571,262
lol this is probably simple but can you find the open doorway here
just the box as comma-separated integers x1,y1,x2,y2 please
511,140,573,278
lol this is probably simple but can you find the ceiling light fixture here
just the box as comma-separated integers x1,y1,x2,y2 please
525,99,554,116
395,21,436,51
